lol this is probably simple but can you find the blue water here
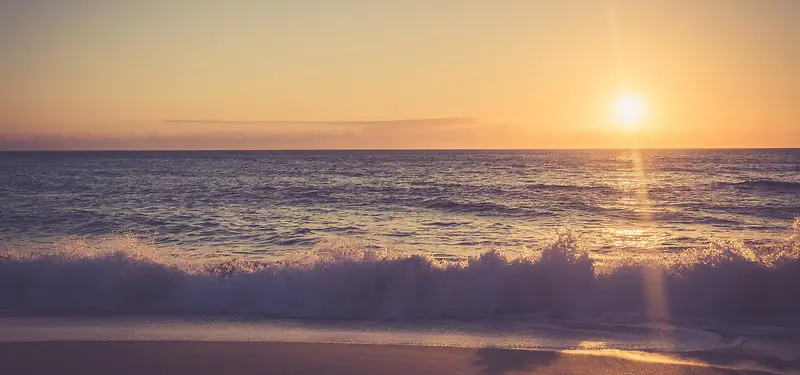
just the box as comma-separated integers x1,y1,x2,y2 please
0,149,798,325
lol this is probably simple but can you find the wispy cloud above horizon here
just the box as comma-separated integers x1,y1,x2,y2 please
163,117,479,127
0,117,496,150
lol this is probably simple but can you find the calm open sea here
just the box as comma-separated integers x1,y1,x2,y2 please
1,149,798,257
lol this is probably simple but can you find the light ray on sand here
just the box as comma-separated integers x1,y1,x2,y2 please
606,0,673,352
628,150,670,323
561,348,799,375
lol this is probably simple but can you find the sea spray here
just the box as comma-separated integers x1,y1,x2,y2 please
1,223,799,325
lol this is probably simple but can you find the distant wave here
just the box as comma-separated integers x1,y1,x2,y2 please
524,184,613,192
2,220,799,325
422,198,518,215
719,179,800,192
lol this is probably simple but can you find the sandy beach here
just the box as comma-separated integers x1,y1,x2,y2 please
0,341,789,375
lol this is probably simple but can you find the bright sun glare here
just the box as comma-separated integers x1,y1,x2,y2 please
612,94,647,129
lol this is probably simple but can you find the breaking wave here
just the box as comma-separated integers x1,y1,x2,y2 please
1,220,799,326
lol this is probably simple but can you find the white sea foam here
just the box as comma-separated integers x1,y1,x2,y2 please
1,221,798,325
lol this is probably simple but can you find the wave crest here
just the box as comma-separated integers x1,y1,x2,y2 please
720,179,800,192
1,224,799,325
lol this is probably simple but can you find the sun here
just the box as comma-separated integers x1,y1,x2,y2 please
611,93,647,129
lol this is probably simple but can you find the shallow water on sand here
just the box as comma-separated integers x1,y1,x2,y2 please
0,316,738,352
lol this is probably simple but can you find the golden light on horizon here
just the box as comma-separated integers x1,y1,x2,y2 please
611,94,648,130
1,2,799,149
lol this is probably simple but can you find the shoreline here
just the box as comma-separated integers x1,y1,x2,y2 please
0,341,792,375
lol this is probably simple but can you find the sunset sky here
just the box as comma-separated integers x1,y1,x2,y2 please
1,0,799,150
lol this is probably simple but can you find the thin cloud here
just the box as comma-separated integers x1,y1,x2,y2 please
0,117,522,150
164,117,479,127
0,122,507,150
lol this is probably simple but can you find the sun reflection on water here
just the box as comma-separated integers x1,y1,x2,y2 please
608,228,652,248
623,148,675,353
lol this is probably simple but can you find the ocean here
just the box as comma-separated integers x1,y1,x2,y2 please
1,149,799,348
2,149,798,255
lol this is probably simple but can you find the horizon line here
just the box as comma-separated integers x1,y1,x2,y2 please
2,147,798,152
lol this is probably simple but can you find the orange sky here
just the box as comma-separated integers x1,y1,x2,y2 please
1,1,798,149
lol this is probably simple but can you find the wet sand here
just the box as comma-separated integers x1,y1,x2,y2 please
0,341,786,375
